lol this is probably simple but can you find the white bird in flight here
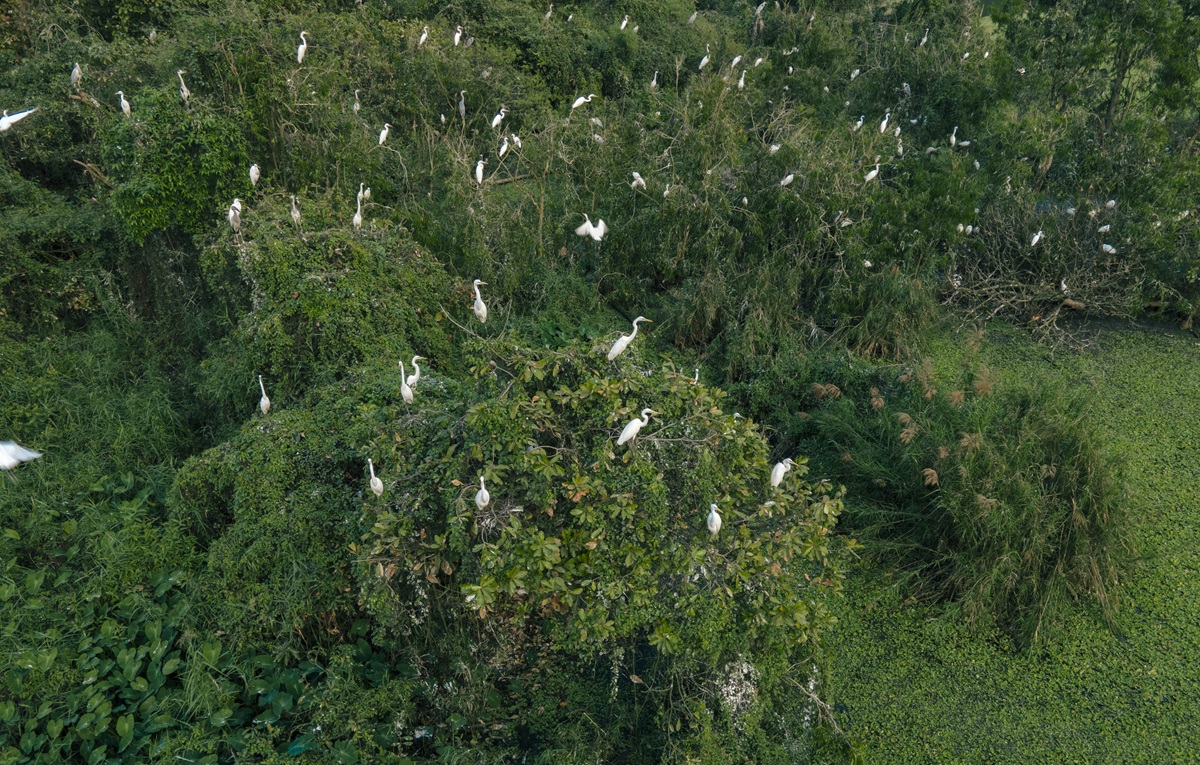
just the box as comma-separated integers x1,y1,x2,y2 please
0,441,41,473
0,108,38,132
378,123,390,145
398,360,415,404
575,214,608,241
368,459,383,497
258,375,270,414
297,31,308,63
473,279,488,323
770,458,794,487
617,408,655,446
607,316,651,360
707,504,722,536
475,475,490,509
177,70,190,103
572,93,595,110
249,163,260,186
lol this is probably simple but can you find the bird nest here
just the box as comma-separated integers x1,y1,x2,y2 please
475,497,524,540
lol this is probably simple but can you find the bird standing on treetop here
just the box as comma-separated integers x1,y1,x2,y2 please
707,504,722,536
368,459,383,497
572,93,595,110
378,123,390,145
491,107,507,129
297,31,308,63
474,157,486,185
475,475,490,509
771,458,794,487
258,375,270,414
607,316,651,360
473,280,488,323
618,409,655,447
116,91,131,117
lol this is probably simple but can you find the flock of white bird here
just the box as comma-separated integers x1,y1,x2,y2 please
0,6,1132,534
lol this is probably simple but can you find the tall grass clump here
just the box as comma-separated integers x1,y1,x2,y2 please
811,355,1133,644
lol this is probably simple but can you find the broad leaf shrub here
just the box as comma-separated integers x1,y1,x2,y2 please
810,356,1133,644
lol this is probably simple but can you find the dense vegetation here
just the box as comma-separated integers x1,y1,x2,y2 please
1,0,1196,761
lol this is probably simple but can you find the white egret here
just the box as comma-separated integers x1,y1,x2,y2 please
770,458,794,487
297,31,308,63
1098,224,1111,233
1102,243,1117,254
863,259,872,267
406,356,425,387
357,182,367,204
688,10,697,23
71,63,82,87
418,25,429,46
353,89,360,115
693,368,700,384
177,70,190,103
754,56,764,66
630,171,646,190
1031,230,1043,247
592,133,604,144
473,279,488,323
769,143,780,153
919,28,928,46
957,223,964,233
575,214,608,241
925,146,938,154
897,139,904,156
973,159,980,170
780,172,794,187
511,133,522,149
730,54,743,69
353,196,363,230
0,108,38,132
117,91,131,117
607,316,651,360
249,163,260,186
454,26,463,46
0,441,41,473
544,5,552,22
378,123,390,145
864,163,880,183
1106,199,1117,209
620,14,629,29
663,184,670,198
850,67,860,80
617,408,655,446
707,504,722,536
475,475,490,509
571,93,595,110
398,360,415,404
227,198,242,234
1060,278,1069,294
949,126,958,147
474,157,486,185
149,28,156,43
903,82,911,97
258,375,270,414
368,459,383,496
458,91,467,122
962,51,970,60
958,140,971,147
699,44,711,71
738,70,746,90
491,107,507,129
290,194,301,229
879,111,890,134
498,135,509,158
650,71,658,89
966,225,973,235
853,115,864,132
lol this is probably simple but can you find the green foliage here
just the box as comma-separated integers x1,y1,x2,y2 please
810,353,1133,644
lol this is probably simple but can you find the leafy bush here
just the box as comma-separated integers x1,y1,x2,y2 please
810,356,1133,644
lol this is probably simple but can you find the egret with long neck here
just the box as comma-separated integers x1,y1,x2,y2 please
607,316,651,360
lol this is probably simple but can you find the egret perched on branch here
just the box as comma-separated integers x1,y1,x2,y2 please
297,31,308,63
227,198,242,234
458,91,467,122
771,458,794,487
688,10,697,23
650,71,658,90
353,196,363,230
850,67,860,80
1101,243,1116,254
1031,230,1043,247
699,44,711,71
879,111,890,134
903,82,911,97
730,54,743,69
544,5,552,22
473,280,488,323
405,356,425,388
257,375,270,414
117,91,131,117
474,157,486,185
177,70,190,103
617,408,655,446
571,93,595,110
454,26,463,46
353,89,360,115
0,441,41,475
0,108,38,132
475,475,490,509
780,172,794,187
949,126,958,147
630,171,646,190
290,194,301,230
1098,224,1111,233
575,214,608,241
249,163,260,186
864,162,880,183
919,28,928,46
418,25,429,46
620,14,629,29
607,316,651,360
71,63,82,87
738,70,746,90
374,122,388,145
398,360,415,404
1106,199,1116,209
368,459,383,496
853,115,864,132
491,107,507,129
769,143,780,153
498,135,509,158
707,504,722,536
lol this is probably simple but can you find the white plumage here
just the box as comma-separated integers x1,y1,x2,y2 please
0,441,41,472
475,475,490,509
117,91,131,118
398,360,414,404
575,214,608,241
368,459,383,497
571,93,595,110
707,504,722,536
864,163,880,183
1031,230,1043,247
258,374,270,414
0,108,38,132
473,279,488,323
770,458,794,488
607,316,651,360
71,63,82,87
699,44,711,71
290,195,301,229
297,31,308,63
630,171,646,190
617,408,655,446
378,123,390,145
491,107,507,129
406,356,425,387
249,163,260,186
177,70,190,103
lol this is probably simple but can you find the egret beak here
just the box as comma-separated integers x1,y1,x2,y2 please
479,281,488,285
